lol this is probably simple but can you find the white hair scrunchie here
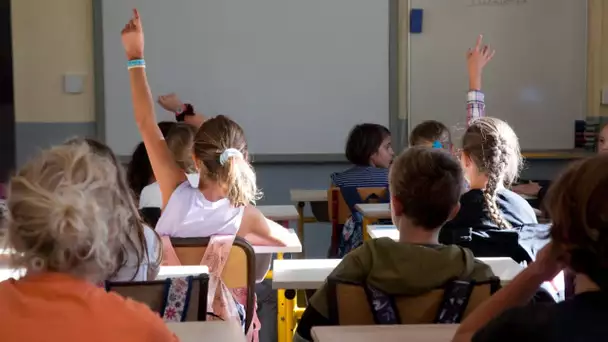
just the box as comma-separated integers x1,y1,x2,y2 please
219,148,243,166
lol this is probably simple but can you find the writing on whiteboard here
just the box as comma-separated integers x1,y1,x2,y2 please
470,0,528,6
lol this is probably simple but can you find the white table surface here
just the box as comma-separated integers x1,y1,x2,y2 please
252,228,302,254
0,265,210,282
290,189,328,202
354,203,391,219
272,257,522,290
312,324,459,342
156,265,208,279
258,205,299,221
167,321,246,342
368,225,399,240
1,230,304,264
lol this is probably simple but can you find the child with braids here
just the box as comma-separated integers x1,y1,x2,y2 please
440,117,538,251
454,154,608,342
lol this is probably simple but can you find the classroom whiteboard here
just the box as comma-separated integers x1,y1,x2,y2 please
101,0,389,156
409,0,587,150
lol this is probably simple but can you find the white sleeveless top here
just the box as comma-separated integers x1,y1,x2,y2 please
155,182,245,238
139,174,200,209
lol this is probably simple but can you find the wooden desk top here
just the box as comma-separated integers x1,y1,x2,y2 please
522,149,594,160
312,324,459,342
167,321,246,342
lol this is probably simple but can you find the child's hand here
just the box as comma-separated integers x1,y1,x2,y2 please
528,242,566,282
467,35,495,90
158,93,184,113
121,9,145,60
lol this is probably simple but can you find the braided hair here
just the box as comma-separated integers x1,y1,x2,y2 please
462,117,522,229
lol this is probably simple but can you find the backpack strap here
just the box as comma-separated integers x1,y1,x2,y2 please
434,280,475,324
339,186,366,216
364,283,400,325
162,276,195,322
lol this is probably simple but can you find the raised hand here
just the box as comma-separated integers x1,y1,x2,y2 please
158,93,184,113
467,35,495,90
121,9,145,61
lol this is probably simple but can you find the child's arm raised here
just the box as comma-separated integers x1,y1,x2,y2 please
466,35,495,126
121,9,186,208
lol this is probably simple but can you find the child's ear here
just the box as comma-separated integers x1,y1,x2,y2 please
391,195,404,216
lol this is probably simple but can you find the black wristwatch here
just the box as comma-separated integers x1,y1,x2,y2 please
175,103,195,122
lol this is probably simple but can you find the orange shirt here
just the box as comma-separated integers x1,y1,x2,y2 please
0,272,179,342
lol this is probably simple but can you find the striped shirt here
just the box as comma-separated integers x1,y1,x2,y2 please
467,90,486,125
331,166,389,188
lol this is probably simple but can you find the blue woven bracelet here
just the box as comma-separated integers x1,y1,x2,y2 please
127,59,146,69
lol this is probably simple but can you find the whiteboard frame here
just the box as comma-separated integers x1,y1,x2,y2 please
92,0,405,163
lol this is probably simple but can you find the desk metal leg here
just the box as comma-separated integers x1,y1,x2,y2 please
276,253,286,342
296,201,306,258
284,289,296,341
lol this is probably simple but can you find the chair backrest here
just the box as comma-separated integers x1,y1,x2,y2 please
169,236,256,330
327,277,500,326
327,187,388,256
328,187,389,225
106,275,209,322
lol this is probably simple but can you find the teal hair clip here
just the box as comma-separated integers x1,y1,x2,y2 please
432,140,443,149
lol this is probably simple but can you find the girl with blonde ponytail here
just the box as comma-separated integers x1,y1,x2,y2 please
440,117,538,244
121,10,291,340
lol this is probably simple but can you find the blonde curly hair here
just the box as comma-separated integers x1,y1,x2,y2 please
7,140,149,282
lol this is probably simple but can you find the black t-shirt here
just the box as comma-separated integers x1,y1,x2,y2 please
473,291,608,342
444,188,538,230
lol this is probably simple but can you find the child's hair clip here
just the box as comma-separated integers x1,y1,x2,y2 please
432,140,443,149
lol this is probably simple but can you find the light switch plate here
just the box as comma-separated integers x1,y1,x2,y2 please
63,73,85,94
602,87,608,105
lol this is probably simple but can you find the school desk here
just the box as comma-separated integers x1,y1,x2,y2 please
290,189,328,256
257,205,300,223
156,265,209,279
272,257,522,342
354,203,391,241
312,324,459,342
252,228,302,254
368,224,399,240
0,265,211,282
250,223,303,342
166,321,246,342
272,257,521,291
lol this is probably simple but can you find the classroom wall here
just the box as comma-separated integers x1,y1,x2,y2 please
11,0,96,166
7,0,601,234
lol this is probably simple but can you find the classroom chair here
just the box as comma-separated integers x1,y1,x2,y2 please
326,276,501,325
106,275,209,322
169,237,257,333
327,187,389,256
